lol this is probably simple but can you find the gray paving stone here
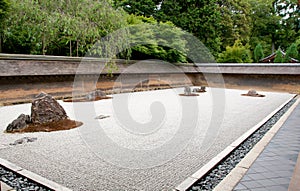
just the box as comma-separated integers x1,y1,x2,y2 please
266,185,286,191
271,177,291,185
247,174,267,181
250,187,268,191
254,179,277,187
234,183,247,190
235,100,300,190
241,180,264,189
261,172,282,179
241,175,252,181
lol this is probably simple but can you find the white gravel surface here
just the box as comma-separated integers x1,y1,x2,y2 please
0,88,295,190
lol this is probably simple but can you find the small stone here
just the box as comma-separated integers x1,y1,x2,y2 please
193,86,206,93
6,114,31,132
95,115,110,120
10,137,37,146
184,86,191,95
247,89,258,96
86,90,106,101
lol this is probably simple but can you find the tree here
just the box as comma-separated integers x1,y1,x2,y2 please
217,0,252,50
2,0,128,56
247,0,282,54
296,38,300,60
273,0,300,49
217,40,252,63
113,0,161,17
0,0,10,52
110,15,189,63
284,43,298,62
0,0,9,21
157,0,222,57
274,49,283,63
253,43,264,62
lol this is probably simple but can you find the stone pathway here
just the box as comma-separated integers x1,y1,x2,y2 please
234,102,300,191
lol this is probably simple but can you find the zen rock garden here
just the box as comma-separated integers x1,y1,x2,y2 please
5,92,82,133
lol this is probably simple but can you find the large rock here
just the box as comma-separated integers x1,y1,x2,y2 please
31,92,68,124
6,114,31,132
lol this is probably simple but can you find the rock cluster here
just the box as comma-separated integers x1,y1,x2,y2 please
5,92,73,133
193,86,206,93
85,90,107,101
9,137,37,146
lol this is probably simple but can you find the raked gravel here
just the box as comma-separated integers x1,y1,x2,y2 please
0,88,295,191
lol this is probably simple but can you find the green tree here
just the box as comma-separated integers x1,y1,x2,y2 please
254,43,264,62
284,43,298,62
114,0,161,17
217,0,252,50
217,40,252,63
157,0,222,56
2,0,127,56
0,0,9,21
112,15,189,63
0,0,10,52
274,49,283,63
296,38,300,60
247,0,282,54
273,0,300,49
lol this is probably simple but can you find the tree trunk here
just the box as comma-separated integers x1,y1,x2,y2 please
272,42,275,53
271,35,275,53
76,40,79,57
0,32,2,53
42,35,46,55
69,40,72,57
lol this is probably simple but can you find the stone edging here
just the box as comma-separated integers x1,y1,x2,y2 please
0,158,72,191
213,97,300,191
175,95,297,191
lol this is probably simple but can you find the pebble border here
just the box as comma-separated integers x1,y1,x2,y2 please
0,165,51,191
186,98,297,191
0,158,72,191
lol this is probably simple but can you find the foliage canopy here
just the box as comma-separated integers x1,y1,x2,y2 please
0,0,299,63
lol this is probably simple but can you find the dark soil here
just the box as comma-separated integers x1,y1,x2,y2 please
241,94,265,97
7,119,83,133
179,93,200,96
63,96,112,102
